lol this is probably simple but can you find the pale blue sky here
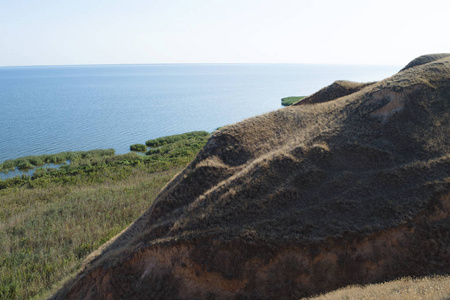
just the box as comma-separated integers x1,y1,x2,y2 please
1,0,449,66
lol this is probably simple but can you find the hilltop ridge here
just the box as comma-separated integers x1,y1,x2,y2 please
52,54,450,299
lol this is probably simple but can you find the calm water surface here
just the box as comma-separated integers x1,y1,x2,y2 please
0,64,400,164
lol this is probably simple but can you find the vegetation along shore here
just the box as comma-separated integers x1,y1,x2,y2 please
0,131,209,299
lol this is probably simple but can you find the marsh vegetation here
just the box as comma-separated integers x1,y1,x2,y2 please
0,150,115,172
0,131,209,299
129,144,146,152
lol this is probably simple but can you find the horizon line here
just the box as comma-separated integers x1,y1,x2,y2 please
0,62,402,68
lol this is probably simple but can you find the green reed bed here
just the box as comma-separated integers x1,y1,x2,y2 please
0,131,210,300
130,144,147,152
0,149,115,172
145,131,209,147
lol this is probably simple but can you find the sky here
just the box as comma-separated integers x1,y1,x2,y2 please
0,0,449,67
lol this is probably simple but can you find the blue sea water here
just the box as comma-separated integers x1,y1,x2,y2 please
0,63,400,164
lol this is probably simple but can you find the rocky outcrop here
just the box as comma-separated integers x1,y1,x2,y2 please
52,54,450,299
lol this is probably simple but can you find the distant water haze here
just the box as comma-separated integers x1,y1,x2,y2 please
0,64,400,163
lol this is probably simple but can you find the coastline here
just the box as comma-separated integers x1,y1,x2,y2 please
0,64,400,163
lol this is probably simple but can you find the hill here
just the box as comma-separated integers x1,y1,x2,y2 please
52,54,450,299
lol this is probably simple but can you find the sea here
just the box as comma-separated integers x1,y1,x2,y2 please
0,63,400,165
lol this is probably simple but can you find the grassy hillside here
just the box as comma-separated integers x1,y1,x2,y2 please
0,132,209,300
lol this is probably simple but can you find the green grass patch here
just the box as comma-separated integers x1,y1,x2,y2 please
281,96,306,106
0,131,210,299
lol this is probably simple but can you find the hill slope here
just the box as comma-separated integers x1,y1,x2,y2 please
52,54,450,299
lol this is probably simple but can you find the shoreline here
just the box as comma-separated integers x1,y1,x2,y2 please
0,131,210,182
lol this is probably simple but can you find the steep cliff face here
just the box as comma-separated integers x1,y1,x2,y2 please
52,54,450,299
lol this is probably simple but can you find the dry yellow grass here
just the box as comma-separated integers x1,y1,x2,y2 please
307,275,450,300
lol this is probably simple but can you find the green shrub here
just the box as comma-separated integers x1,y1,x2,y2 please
16,159,34,170
130,144,146,152
28,156,45,166
0,160,16,172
